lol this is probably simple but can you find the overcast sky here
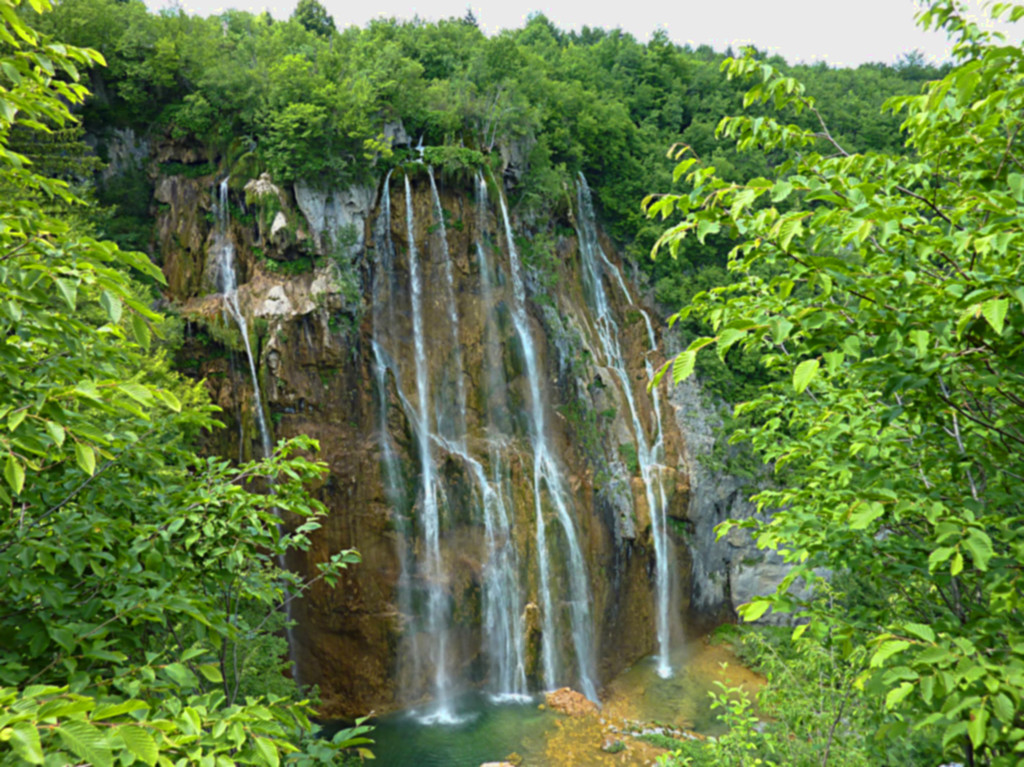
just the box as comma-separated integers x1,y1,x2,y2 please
143,0,1020,68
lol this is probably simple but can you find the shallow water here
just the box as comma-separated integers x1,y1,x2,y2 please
346,638,762,767
365,692,556,767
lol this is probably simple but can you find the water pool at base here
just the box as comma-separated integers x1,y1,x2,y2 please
340,638,763,767
363,693,556,767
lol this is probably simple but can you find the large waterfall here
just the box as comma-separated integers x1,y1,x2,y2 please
370,168,611,710
188,162,691,720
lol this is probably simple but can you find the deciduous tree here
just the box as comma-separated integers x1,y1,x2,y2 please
649,2,1024,763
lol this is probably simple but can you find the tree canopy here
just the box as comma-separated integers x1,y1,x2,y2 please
650,1,1024,763
0,0,365,763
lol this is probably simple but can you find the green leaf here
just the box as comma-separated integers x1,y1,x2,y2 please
716,327,745,357
963,529,993,571
156,389,182,413
100,290,123,324
198,664,223,683
131,314,152,352
968,706,989,750
981,298,1008,335
849,501,884,530
871,640,911,667
928,546,954,571
56,721,112,767
162,662,195,688
903,623,936,643
792,358,819,393
10,722,44,765
93,700,149,720
119,725,159,767
886,681,914,709
75,443,96,475
993,693,1014,723
254,736,280,767
45,420,66,448
672,350,696,383
7,408,26,431
951,550,964,577
119,382,154,406
4,454,24,495
771,179,793,202
738,598,771,622
55,278,77,311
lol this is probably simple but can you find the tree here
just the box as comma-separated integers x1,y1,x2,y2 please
291,0,334,39
0,0,366,763
648,1,1024,763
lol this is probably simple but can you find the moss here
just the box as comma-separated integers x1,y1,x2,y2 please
618,442,639,475
160,160,216,178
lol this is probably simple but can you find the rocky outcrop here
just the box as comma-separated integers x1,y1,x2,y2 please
545,688,599,717
670,376,814,626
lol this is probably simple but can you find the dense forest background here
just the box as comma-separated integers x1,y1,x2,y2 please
39,0,941,400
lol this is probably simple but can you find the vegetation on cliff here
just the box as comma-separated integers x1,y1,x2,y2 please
652,2,1024,764
35,0,942,402
0,1,368,764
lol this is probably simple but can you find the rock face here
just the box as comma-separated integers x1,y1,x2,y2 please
152,150,700,716
669,376,815,626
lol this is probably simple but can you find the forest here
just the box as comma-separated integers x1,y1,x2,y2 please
0,0,1021,764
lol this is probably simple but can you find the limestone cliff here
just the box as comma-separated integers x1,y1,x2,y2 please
146,139,701,717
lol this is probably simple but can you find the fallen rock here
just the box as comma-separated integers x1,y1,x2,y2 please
544,687,599,717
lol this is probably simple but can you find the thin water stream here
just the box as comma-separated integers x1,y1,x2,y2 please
575,174,674,679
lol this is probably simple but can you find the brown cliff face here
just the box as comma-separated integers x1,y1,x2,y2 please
160,156,692,717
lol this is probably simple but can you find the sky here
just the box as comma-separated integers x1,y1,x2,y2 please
143,0,1021,68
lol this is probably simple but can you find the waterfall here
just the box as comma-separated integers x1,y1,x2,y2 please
373,169,603,712
498,188,598,701
371,171,423,693
213,178,272,460
427,167,467,440
473,173,528,700
404,172,455,722
576,174,673,679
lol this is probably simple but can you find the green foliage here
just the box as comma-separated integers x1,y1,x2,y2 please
658,624,942,766
420,145,486,174
291,0,334,39
0,2,366,763
160,160,216,178
38,0,937,279
650,3,1024,763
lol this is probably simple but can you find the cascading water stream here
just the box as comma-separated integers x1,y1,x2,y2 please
497,188,598,702
214,178,272,460
404,172,455,722
576,174,673,679
371,171,423,691
427,167,467,441
473,173,528,700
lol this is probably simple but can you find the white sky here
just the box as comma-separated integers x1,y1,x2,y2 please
145,0,1021,68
